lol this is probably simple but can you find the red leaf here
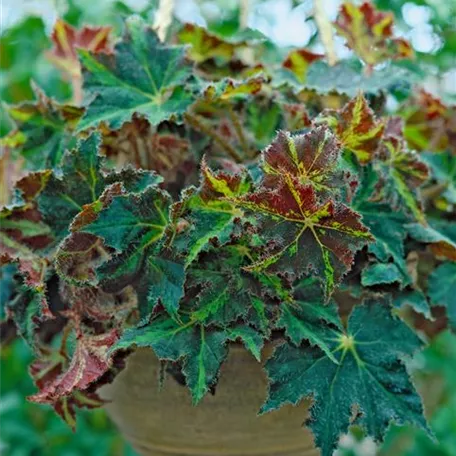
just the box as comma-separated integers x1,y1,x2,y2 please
262,127,344,193
29,328,119,404
47,19,112,78
334,2,413,67
231,175,372,295
315,93,384,164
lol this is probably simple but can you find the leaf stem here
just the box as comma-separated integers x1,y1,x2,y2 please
227,106,251,158
184,112,243,163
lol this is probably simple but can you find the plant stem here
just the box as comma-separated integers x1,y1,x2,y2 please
183,112,243,163
227,106,250,157
154,0,175,42
314,0,338,66
71,75,83,105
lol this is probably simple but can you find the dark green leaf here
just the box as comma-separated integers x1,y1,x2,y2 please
277,299,342,363
78,16,194,131
111,318,229,403
428,262,456,329
262,299,428,456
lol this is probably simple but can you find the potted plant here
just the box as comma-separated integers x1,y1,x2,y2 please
1,2,455,455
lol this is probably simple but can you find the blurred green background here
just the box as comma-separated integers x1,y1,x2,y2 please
1,0,455,455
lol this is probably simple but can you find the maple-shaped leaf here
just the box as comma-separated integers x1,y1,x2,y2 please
82,186,169,252
111,317,230,403
170,160,249,266
376,133,429,223
178,23,238,63
36,133,161,241
261,127,345,193
427,262,456,330
315,93,384,164
29,328,119,405
261,299,428,456
231,176,372,296
77,16,194,131
81,186,184,317
334,2,414,68
47,19,111,79
1,85,83,169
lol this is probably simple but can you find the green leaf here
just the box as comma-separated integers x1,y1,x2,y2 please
362,262,403,287
36,132,161,242
376,135,429,223
305,61,417,96
407,221,456,261
188,246,267,329
37,133,104,240
226,324,264,361
262,299,428,456
422,151,456,205
77,16,194,131
82,186,170,252
428,262,456,330
82,186,183,316
1,85,82,169
393,290,431,319
277,299,342,363
171,161,248,266
112,318,229,403
183,326,229,403
7,287,45,349
147,257,185,317
353,171,412,287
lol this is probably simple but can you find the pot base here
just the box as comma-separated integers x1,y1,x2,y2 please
100,347,318,456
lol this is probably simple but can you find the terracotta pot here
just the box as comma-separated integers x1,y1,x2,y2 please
99,345,318,456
